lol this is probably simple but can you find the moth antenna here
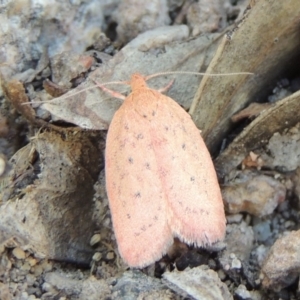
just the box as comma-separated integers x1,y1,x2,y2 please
145,71,253,81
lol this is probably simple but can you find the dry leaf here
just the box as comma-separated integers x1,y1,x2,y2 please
39,26,222,129
231,103,272,123
190,0,300,151
216,90,300,178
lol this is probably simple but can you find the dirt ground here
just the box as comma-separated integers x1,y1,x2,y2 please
1,1,300,299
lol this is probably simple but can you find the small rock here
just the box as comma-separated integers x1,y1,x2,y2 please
44,272,82,296
284,220,295,229
26,273,36,286
40,260,53,273
220,221,254,270
226,214,243,224
32,265,44,276
113,0,171,44
222,170,286,217
231,258,242,270
187,0,226,36
112,270,172,299
218,269,226,281
266,127,300,171
106,252,114,260
0,245,5,256
261,230,300,291
20,261,31,273
79,276,111,300
20,292,28,300
12,247,26,260
163,265,233,300
253,245,269,267
253,220,272,242
235,284,263,300
27,257,37,267
0,155,5,176
0,282,10,300
234,284,252,299
42,282,56,293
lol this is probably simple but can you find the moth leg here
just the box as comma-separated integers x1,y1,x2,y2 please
92,80,126,100
157,79,175,94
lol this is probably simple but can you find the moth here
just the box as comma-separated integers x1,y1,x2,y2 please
104,73,226,268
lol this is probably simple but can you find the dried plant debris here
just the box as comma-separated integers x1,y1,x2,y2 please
42,79,69,98
216,90,300,178
231,103,273,123
1,78,36,123
190,0,300,150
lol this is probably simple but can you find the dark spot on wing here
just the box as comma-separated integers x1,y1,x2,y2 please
134,192,141,198
128,157,133,164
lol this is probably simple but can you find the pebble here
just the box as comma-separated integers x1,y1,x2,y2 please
226,214,243,224
40,260,53,272
163,265,233,300
282,210,290,219
253,220,272,242
253,245,269,267
0,155,6,176
90,234,101,246
284,220,295,228
27,257,37,267
208,259,216,269
32,265,43,276
234,284,251,299
261,230,300,291
20,262,31,273
12,247,26,260
219,222,254,270
106,252,114,260
231,258,242,269
222,171,286,217
26,287,42,297
26,273,36,286
0,245,5,255
42,282,55,293
218,269,226,281
113,0,171,44
20,292,28,300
